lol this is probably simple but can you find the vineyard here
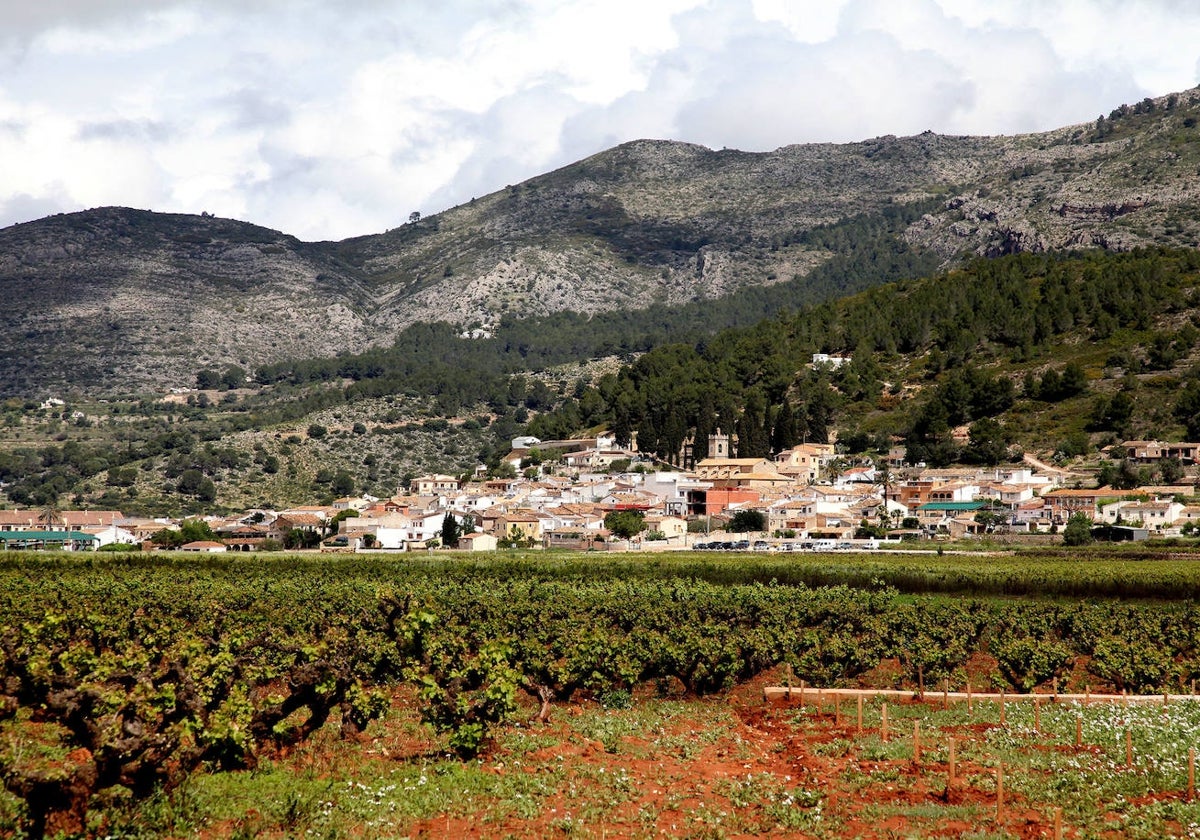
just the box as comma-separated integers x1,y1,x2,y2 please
3,549,1200,837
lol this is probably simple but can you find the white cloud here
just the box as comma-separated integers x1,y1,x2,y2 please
751,0,851,43
1,0,1199,240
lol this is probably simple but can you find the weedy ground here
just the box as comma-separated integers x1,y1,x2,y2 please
7,674,1200,838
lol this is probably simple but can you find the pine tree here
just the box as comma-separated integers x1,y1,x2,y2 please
441,513,461,548
771,401,798,453
736,397,769,458
661,409,688,465
692,394,716,463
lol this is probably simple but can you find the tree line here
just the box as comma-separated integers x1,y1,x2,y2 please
529,248,1200,464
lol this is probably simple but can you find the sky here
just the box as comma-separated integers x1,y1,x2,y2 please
1,0,1198,241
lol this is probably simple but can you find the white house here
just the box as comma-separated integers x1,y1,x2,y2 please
1098,499,1184,529
811,353,852,369
80,523,139,547
180,541,226,553
834,465,877,488
365,527,409,550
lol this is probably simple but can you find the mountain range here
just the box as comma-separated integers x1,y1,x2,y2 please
3,87,1200,397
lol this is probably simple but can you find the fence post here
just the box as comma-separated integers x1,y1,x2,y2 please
948,737,956,783
1053,806,1062,840
857,695,863,734
943,678,949,711
996,762,1004,821
967,681,973,716
1126,727,1133,768
1180,748,1190,801
881,702,889,742
913,721,921,765
999,687,1006,727
1034,696,1041,734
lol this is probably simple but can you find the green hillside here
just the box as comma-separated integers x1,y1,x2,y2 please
531,248,1200,469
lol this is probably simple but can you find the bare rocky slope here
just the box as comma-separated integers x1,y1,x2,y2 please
4,88,1200,397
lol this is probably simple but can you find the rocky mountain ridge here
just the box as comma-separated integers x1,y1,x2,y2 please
4,87,1200,397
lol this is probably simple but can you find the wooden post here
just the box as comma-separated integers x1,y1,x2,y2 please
1164,692,1170,708
996,762,1004,821
913,721,921,765
1053,806,1062,840
918,664,924,699
1126,727,1133,768
967,681,973,715
943,678,949,711
999,687,1006,727
857,695,863,734
1085,685,1091,706
1053,677,1058,701
881,702,889,742
1189,747,1196,801
1034,696,1041,734
1075,712,1083,748
948,737,956,783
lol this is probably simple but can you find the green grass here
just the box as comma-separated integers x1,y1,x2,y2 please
174,736,571,837
801,693,1200,837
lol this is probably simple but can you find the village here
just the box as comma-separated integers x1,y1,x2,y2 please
2,431,1200,553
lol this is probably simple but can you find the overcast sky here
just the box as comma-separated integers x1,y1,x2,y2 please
2,0,1198,241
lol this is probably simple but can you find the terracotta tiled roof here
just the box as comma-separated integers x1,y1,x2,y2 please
276,513,324,527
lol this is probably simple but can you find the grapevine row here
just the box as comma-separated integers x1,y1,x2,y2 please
1,553,1198,834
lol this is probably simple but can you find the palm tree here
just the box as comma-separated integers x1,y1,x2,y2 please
38,499,64,531
825,457,848,484
874,456,893,528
